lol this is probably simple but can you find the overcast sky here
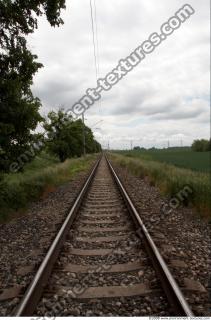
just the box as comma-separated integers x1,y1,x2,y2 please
29,0,210,149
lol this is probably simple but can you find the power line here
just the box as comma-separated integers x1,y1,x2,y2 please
89,0,98,81
90,0,102,118
93,0,100,77
130,140,133,150
93,0,102,118
89,0,103,131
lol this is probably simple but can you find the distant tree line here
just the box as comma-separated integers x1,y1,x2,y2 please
133,141,211,152
191,139,211,152
133,146,145,151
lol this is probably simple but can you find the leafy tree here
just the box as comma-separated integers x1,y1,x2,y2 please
191,139,211,152
0,0,66,172
44,110,101,161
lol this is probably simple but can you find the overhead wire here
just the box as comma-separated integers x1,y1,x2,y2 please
90,0,102,129
93,0,100,77
89,0,103,141
89,0,98,81
93,0,102,119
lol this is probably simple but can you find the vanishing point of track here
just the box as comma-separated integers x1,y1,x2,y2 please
14,155,193,316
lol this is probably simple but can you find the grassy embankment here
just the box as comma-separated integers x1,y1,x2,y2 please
110,152,211,219
0,152,97,222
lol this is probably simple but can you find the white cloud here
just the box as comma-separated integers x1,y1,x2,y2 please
29,0,210,149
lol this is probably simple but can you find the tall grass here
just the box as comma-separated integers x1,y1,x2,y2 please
110,153,211,219
0,154,97,221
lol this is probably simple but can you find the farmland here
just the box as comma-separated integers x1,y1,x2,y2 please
116,147,210,173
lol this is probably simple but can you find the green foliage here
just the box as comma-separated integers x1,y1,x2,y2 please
133,146,146,151
22,151,59,171
0,0,65,43
0,153,97,221
111,153,211,218
117,147,210,173
0,0,66,172
43,110,101,161
0,38,43,171
191,139,211,152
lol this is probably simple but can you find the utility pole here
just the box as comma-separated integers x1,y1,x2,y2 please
82,113,86,156
167,140,170,148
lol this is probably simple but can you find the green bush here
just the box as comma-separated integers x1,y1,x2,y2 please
191,139,211,152
0,154,97,222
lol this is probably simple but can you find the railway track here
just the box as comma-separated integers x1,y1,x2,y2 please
14,155,193,316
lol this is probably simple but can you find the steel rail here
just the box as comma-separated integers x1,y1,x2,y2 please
105,154,194,316
14,156,101,316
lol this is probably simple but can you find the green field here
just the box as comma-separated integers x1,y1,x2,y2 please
117,147,210,173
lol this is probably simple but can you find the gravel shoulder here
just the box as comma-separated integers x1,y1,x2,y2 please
0,159,95,316
110,159,211,316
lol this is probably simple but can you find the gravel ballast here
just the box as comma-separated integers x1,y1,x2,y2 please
0,161,95,316
1,155,210,316
110,158,211,316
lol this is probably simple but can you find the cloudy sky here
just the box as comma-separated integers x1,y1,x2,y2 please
29,0,210,149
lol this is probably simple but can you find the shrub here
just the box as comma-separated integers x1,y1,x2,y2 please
0,154,97,221
191,139,211,152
